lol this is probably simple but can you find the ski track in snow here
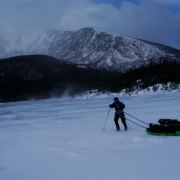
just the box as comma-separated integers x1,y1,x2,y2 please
0,92,180,180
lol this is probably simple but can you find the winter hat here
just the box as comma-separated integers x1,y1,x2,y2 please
114,97,119,102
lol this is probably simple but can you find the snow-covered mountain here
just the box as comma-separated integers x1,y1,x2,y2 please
0,27,180,70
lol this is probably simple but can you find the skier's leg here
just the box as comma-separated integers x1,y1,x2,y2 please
120,113,128,131
114,114,120,130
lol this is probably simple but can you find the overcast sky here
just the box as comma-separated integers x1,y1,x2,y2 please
0,0,180,49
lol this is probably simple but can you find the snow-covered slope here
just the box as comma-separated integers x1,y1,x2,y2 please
72,83,180,100
0,92,180,180
0,28,180,70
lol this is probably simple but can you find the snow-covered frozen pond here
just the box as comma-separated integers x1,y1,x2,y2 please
0,92,180,180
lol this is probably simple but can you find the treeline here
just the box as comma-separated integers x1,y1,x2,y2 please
118,58,180,91
0,55,121,102
0,55,179,102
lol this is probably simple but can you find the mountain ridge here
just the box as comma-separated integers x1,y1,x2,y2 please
0,27,180,71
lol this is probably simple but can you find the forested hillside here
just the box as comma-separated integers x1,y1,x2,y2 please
0,55,179,102
119,58,180,92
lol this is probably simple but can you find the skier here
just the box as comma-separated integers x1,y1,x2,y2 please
109,97,127,131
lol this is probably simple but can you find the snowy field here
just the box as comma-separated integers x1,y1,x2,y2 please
0,92,180,180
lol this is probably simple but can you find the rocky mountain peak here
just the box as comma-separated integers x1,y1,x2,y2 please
0,27,180,71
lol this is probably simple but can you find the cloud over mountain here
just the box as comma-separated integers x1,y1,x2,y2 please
0,0,180,49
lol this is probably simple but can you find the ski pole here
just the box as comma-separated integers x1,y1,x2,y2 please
103,108,110,131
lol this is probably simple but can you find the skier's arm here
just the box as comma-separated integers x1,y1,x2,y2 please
109,103,115,108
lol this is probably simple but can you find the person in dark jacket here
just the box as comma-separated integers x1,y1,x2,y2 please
109,97,127,131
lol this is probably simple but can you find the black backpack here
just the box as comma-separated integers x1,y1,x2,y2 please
120,102,125,109
115,101,125,110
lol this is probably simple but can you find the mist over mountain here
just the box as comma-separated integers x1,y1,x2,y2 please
0,27,180,71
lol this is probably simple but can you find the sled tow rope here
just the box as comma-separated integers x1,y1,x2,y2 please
124,112,150,126
119,114,147,129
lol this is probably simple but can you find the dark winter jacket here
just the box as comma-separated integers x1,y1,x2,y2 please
109,100,125,114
